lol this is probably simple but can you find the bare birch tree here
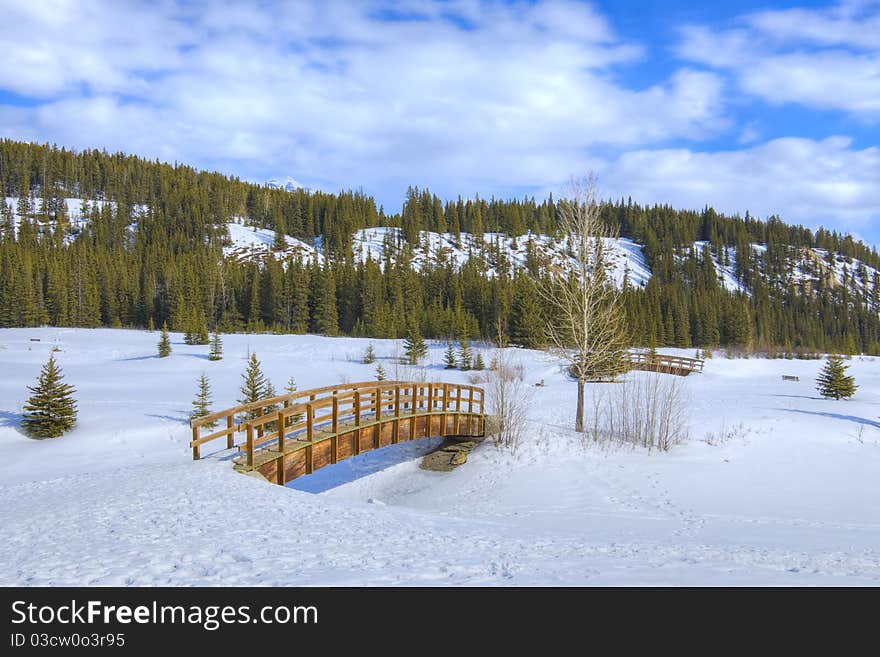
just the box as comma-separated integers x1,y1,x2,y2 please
538,173,629,432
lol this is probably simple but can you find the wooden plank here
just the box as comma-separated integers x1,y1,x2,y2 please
277,409,286,451
192,426,200,460
226,414,234,449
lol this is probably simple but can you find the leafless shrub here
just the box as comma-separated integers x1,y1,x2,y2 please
485,350,532,450
703,421,750,446
589,374,690,451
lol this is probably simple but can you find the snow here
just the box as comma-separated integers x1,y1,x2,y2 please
265,177,304,192
2,328,880,585
3,196,146,242
352,227,652,287
222,221,323,264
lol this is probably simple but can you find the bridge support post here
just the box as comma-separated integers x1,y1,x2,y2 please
277,409,286,452
246,424,254,467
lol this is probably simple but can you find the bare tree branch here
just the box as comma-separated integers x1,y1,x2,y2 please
537,173,629,432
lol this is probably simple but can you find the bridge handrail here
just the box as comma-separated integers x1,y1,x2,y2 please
189,380,485,460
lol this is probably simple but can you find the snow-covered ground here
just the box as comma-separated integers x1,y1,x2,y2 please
2,328,880,585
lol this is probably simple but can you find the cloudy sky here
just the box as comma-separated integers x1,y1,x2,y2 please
1,0,878,240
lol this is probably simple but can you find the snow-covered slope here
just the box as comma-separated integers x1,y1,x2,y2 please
222,220,323,264
2,328,880,585
352,227,652,287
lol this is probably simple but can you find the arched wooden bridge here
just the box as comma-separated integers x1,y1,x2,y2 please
190,381,485,486
626,352,704,376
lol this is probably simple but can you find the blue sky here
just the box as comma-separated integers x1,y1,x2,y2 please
0,0,878,242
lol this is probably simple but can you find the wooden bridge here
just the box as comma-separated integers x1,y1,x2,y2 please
190,381,485,486
626,352,705,376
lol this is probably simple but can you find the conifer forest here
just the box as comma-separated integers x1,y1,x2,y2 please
2,138,878,354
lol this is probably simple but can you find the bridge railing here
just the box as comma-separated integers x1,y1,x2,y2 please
626,352,705,374
189,380,485,463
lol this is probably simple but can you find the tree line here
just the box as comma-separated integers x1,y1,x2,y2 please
2,139,880,354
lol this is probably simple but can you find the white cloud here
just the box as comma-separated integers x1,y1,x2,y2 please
0,0,725,202
678,1,880,118
599,137,880,230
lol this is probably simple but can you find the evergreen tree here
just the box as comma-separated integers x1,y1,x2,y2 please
375,363,387,381
363,343,376,364
443,342,457,369
190,373,215,427
194,311,210,345
473,352,485,370
21,354,77,439
157,323,171,357
238,352,269,419
816,354,858,400
286,376,302,424
403,323,428,365
209,329,223,361
458,340,472,370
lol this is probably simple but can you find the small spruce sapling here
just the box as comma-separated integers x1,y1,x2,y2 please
190,373,215,428
443,343,458,369
816,354,858,400
21,354,78,439
209,329,223,361
158,323,172,357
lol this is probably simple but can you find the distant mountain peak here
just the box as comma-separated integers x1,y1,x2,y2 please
266,177,303,192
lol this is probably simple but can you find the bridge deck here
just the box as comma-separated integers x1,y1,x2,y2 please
191,381,485,485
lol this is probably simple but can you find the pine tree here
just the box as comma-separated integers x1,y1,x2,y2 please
190,373,215,427
239,352,269,419
375,363,386,381
816,354,858,400
403,323,428,365
363,343,376,364
158,323,171,357
443,342,457,369
473,352,485,370
285,376,302,424
458,340,472,370
194,311,209,345
209,329,223,361
21,354,77,439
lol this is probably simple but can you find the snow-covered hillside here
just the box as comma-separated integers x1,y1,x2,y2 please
352,227,652,286
223,221,323,264
2,328,880,585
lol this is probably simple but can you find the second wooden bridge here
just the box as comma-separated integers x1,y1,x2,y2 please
626,352,704,376
190,381,485,486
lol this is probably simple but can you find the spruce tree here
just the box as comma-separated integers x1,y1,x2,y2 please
190,373,215,427
285,376,302,424
375,363,387,381
194,311,210,345
21,354,77,439
209,329,223,361
363,343,376,364
443,342,457,369
816,354,858,400
239,352,269,419
458,340,472,370
158,323,171,357
403,323,428,365
473,352,485,371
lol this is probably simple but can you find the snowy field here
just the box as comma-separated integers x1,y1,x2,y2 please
2,328,880,585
